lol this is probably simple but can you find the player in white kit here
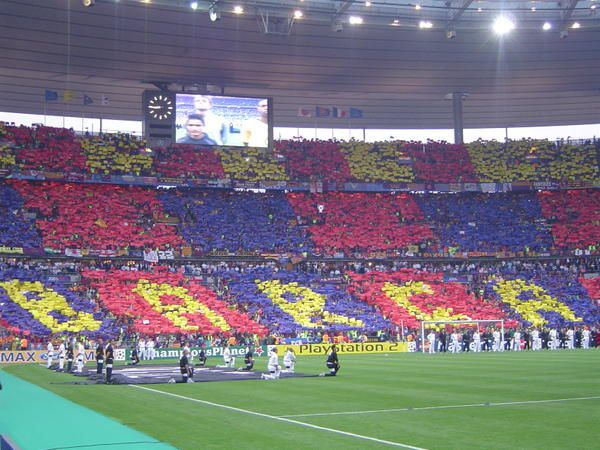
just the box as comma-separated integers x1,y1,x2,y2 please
261,347,281,380
46,340,55,368
283,348,296,372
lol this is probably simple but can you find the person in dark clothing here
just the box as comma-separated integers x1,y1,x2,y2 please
177,348,194,383
66,343,74,372
439,331,447,352
105,340,114,384
321,345,340,376
462,330,471,352
241,346,254,371
523,330,531,351
196,347,207,367
95,339,104,375
130,347,140,365
176,114,218,145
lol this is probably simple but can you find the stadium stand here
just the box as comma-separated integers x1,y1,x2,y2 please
0,125,598,184
287,192,435,256
416,192,554,253
337,141,414,183
82,133,152,176
158,189,311,254
154,144,225,178
9,180,183,252
277,139,353,182
217,147,287,181
403,141,478,183
537,190,600,251
0,258,597,342
0,125,597,344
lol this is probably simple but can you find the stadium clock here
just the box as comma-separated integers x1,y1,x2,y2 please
146,94,174,120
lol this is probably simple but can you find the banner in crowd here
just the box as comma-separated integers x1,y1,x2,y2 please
2,171,598,194
275,341,408,356
0,246,23,254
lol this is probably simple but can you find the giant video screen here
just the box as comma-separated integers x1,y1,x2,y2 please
175,94,272,148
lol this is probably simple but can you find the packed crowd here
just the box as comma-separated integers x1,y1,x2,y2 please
1,179,597,258
0,256,597,345
1,124,598,183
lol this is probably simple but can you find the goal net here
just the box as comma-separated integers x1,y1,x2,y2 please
420,319,505,353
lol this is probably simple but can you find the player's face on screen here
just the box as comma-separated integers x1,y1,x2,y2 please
257,100,268,115
186,119,205,139
194,96,211,114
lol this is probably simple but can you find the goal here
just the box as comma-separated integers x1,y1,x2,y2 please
420,319,505,353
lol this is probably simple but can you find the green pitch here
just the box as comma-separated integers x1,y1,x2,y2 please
3,350,599,450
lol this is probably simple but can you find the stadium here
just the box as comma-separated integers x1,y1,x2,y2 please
0,1,599,449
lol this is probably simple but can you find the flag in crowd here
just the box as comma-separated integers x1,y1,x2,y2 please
298,107,313,118
63,90,75,102
349,107,363,118
44,89,58,102
315,106,330,117
83,94,94,105
331,107,348,118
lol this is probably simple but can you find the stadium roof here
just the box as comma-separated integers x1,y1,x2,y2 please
1,0,600,130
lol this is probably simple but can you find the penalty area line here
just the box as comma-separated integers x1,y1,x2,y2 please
280,395,600,418
129,384,426,450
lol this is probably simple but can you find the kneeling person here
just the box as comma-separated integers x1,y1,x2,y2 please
321,345,340,376
261,347,281,380
179,349,194,383
240,346,254,371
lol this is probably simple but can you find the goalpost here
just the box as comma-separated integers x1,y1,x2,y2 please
420,319,505,353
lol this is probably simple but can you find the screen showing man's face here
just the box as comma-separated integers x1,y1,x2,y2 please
194,97,211,114
186,119,205,139
175,94,270,147
257,100,268,116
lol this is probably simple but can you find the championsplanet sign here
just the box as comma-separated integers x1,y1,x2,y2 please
275,341,408,356
123,345,268,361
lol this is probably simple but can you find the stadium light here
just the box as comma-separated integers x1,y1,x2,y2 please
419,20,433,29
189,1,198,10
233,5,244,14
82,0,95,6
571,22,581,29
492,16,515,35
293,9,303,19
542,22,552,31
349,16,363,25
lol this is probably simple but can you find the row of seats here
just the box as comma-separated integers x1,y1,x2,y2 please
0,262,597,338
1,125,598,182
2,180,598,255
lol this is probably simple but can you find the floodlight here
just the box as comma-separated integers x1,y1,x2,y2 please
492,16,515,35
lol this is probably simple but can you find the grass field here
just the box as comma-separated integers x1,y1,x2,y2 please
3,350,600,450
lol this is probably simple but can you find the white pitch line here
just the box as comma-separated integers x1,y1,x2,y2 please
130,384,426,450
279,395,600,418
